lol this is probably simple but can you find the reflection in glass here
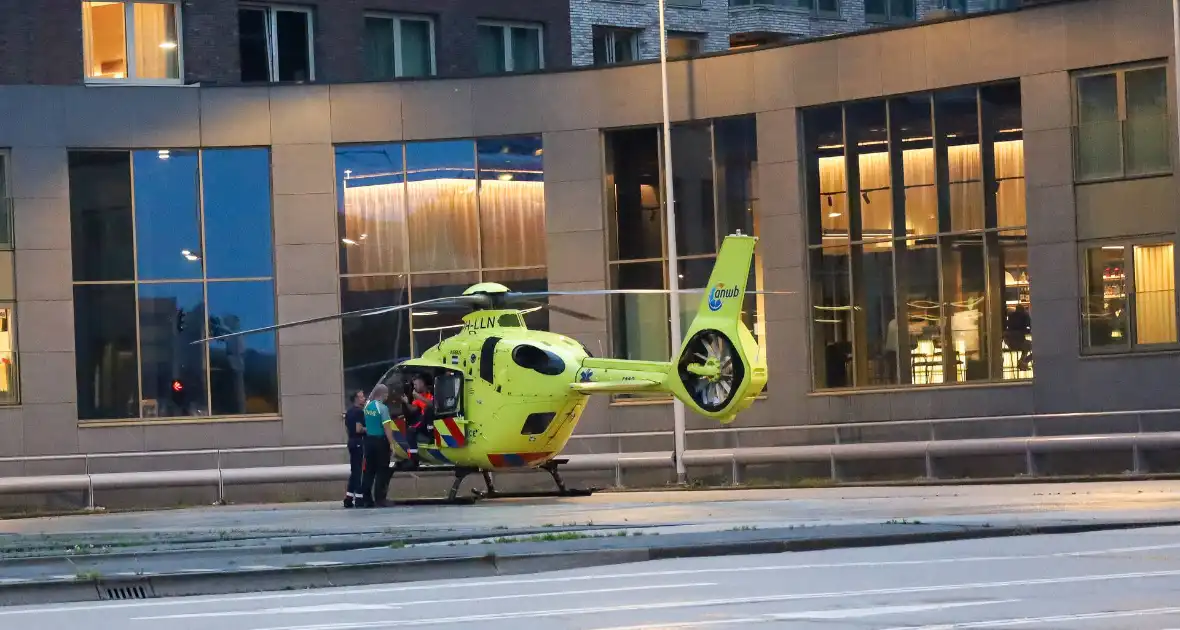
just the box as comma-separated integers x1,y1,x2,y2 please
811,247,852,388
337,144,407,275
477,137,547,268
511,26,542,72
401,19,433,77
132,2,180,80
410,272,479,354
138,283,207,418
1125,67,1170,175
207,281,278,415
611,262,670,362
899,239,941,384
1084,246,1128,349
984,83,1026,229
891,95,936,237
82,1,127,79
203,148,274,279
341,275,410,395
69,152,135,282
671,123,716,256
477,25,506,74
937,89,983,233
1076,73,1121,179
998,233,1032,380
1133,243,1177,345
943,234,989,382
715,116,758,238
406,141,479,272
75,284,140,420
606,128,664,260
855,243,897,385
364,16,396,80
133,150,201,280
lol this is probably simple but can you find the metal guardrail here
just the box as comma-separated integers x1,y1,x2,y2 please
0,408,1178,507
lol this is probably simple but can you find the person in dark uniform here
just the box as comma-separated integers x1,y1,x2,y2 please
401,375,434,469
342,390,366,509
358,384,395,508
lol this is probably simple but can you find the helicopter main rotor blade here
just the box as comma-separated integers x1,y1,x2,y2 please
192,295,485,345
506,288,796,300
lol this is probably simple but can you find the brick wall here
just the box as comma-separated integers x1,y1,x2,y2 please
572,0,1007,66
0,0,572,86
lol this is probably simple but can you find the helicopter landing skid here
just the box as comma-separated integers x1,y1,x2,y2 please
467,461,598,501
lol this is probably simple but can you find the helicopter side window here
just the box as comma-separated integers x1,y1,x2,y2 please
511,344,566,376
497,314,522,327
433,370,463,416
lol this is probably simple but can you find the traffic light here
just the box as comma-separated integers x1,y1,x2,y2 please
171,379,186,407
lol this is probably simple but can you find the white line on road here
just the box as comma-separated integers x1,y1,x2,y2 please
243,570,1180,630
132,583,715,620
882,606,1180,628
7,541,1180,617
591,600,1020,629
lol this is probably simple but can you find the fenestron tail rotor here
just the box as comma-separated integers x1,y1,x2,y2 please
678,329,743,413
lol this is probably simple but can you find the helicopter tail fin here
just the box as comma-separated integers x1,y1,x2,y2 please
667,233,767,424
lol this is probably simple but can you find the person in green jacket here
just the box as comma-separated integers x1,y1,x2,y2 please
358,384,395,507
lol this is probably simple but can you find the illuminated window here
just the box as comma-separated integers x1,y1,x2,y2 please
1082,241,1177,352
803,82,1028,390
82,1,181,82
0,153,18,406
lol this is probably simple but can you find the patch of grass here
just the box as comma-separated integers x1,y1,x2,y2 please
389,541,406,550
74,570,101,582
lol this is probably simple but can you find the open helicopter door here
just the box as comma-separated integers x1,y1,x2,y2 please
430,369,469,449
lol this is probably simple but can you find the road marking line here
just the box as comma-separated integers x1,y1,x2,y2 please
243,570,1180,630
132,583,714,620
591,600,1019,629
882,605,1180,629
8,541,1180,616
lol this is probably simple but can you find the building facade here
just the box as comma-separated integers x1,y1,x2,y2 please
0,0,571,86
0,0,1176,504
571,0,1021,66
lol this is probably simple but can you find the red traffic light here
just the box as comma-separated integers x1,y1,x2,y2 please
172,380,184,392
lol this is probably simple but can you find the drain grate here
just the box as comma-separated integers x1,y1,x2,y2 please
98,581,154,601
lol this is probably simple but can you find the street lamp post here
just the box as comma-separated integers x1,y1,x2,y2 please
657,0,688,485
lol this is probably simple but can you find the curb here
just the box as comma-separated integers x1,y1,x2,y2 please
2,519,1178,607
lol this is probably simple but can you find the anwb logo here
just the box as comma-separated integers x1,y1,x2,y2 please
708,284,741,311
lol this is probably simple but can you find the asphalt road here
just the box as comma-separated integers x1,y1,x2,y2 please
7,481,1180,539
3,525,1180,629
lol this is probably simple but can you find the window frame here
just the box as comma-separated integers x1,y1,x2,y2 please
1079,237,1180,355
667,31,706,59
68,147,280,423
728,0,838,17
1072,61,1172,183
477,20,545,74
363,12,437,78
239,3,316,83
864,0,915,23
81,0,184,85
800,83,1029,392
0,151,18,406
592,26,640,66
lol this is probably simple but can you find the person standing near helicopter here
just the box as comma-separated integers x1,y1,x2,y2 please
358,383,396,507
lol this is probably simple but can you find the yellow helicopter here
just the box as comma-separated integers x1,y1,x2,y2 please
198,232,779,502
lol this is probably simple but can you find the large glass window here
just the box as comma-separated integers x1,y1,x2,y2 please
364,14,435,79
1075,63,1171,181
69,149,279,421
239,4,314,82
803,82,1029,390
476,22,544,74
335,136,548,395
0,153,16,405
1082,241,1177,352
82,1,181,82
604,117,763,389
